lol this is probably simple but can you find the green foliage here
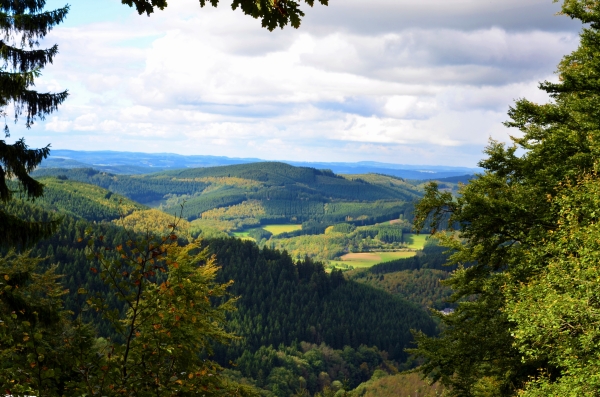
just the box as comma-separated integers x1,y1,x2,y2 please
350,269,451,310
32,167,209,204
327,223,356,234
505,178,600,396
368,241,453,274
0,250,80,396
270,222,412,262
0,0,69,132
0,200,254,395
235,343,397,396
410,1,600,395
34,164,419,227
270,232,349,260
205,238,437,363
347,372,443,397
29,177,146,221
348,243,454,310
80,235,245,396
1,196,437,385
247,227,273,241
122,0,328,31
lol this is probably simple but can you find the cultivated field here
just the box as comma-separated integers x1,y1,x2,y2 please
330,251,416,269
231,224,302,240
263,224,302,235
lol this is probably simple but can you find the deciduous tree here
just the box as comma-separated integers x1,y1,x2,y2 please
123,0,329,31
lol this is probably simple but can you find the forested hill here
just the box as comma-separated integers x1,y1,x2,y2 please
30,176,147,221
203,237,436,363
0,198,436,366
33,162,421,203
32,162,422,224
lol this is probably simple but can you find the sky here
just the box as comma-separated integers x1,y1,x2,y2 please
7,0,582,166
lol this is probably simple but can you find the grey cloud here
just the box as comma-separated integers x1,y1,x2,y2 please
300,29,578,86
303,0,581,34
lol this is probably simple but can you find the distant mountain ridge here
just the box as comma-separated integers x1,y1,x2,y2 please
41,149,480,180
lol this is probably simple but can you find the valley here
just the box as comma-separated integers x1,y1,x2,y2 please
5,161,461,395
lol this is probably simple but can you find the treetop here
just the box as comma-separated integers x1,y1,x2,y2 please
122,0,328,31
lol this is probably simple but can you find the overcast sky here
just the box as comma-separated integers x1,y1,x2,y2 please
12,0,581,166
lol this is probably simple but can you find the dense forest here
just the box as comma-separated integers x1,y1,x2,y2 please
0,186,440,395
29,165,429,264
32,163,420,225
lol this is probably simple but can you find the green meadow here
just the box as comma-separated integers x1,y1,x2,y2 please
330,251,417,269
403,233,428,249
231,224,302,240
263,224,302,235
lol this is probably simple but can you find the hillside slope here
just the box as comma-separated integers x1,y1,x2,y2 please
33,163,422,226
1,199,436,365
27,176,146,221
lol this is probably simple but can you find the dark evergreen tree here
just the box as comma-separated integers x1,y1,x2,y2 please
0,0,68,246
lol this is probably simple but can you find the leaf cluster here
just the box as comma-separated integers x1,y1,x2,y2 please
122,0,328,31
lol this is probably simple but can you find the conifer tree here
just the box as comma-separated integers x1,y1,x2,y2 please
0,0,68,246
411,0,600,395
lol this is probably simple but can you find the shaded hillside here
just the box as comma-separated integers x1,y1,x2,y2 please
32,167,207,203
204,238,437,363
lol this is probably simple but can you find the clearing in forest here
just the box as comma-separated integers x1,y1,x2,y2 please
403,233,428,249
262,224,302,235
330,251,416,269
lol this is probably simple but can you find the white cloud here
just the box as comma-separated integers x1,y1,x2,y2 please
20,1,582,167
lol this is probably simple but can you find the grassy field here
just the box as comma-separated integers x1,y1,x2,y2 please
329,251,416,269
263,224,302,236
232,224,301,240
232,231,251,237
403,233,428,249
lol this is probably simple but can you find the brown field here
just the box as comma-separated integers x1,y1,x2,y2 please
340,252,384,261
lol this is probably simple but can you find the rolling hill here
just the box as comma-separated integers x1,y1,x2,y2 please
14,176,147,222
33,162,422,225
